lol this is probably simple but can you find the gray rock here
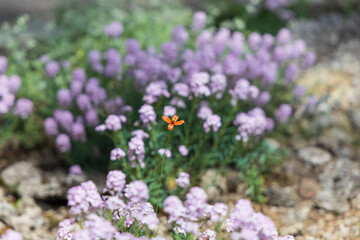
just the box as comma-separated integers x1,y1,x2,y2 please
315,158,360,213
298,178,319,199
1,161,41,188
200,169,227,201
351,108,360,130
265,184,298,207
298,147,332,166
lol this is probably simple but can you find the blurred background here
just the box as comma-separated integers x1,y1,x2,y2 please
0,0,360,239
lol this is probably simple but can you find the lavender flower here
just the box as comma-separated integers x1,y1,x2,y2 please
54,110,74,133
104,170,126,195
104,114,126,131
200,229,216,240
197,103,213,120
72,68,86,83
1,229,23,240
71,121,86,142
178,145,189,156
14,98,33,119
124,180,149,203
46,60,60,78
85,109,99,127
56,134,71,153
69,165,83,175
138,104,156,127
172,25,189,44
191,11,207,32
163,105,176,117
128,136,146,168
176,172,190,188
44,117,58,136
131,129,149,139
57,88,72,108
0,56,8,73
103,21,123,38
210,73,227,99
293,85,306,100
110,148,126,161
0,87,15,114
203,114,222,133
7,75,21,94
275,104,292,123
158,148,172,158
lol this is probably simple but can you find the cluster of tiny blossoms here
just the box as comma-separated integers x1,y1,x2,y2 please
57,170,162,240
44,68,131,153
163,173,294,240
0,56,33,118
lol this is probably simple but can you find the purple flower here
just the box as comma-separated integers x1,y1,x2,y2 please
71,121,86,142
128,137,146,168
197,104,213,120
56,134,71,153
275,104,292,123
44,117,58,136
70,80,84,97
163,105,176,117
104,170,126,195
172,25,189,44
302,52,316,69
95,124,106,132
124,180,149,203
176,172,190,188
143,81,170,104
158,148,172,158
200,229,216,240
104,114,126,131
248,32,262,50
131,129,149,139
209,203,228,222
256,92,271,107
72,68,86,83
229,78,250,105
46,60,60,78
76,94,92,111
57,88,72,108
69,165,83,175
54,109,74,133
0,56,8,73
138,104,156,127
293,85,306,100
192,11,207,32
103,21,123,38
1,229,23,240
234,108,268,142
83,214,116,240
173,83,190,97
0,87,15,114
14,98,33,119
203,114,222,133
110,148,126,161
104,48,122,77
284,63,299,83
306,96,317,113
7,75,21,94
178,145,189,156
210,74,227,99
276,28,292,44
85,109,99,127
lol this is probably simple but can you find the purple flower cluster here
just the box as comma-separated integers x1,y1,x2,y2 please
58,171,160,239
233,108,272,142
45,68,131,152
103,21,123,38
0,69,32,118
88,48,122,77
175,172,190,188
164,186,228,237
1,229,23,240
225,199,294,240
158,148,172,158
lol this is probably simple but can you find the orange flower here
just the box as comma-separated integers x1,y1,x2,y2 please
162,115,184,131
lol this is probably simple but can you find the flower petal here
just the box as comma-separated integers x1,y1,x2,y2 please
172,115,179,122
168,124,174,131
174,120,184,126
162,116,172,124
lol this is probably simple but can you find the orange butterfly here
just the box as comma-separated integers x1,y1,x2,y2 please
162,115,184,131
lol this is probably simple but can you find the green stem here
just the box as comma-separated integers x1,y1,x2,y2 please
184,100,198,145
201,105,238,167
155,132,171,213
